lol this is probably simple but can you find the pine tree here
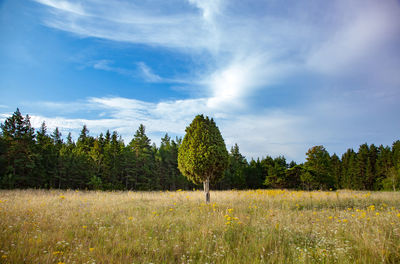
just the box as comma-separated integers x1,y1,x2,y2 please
244,158,265,189
0,135,7,186
341,149,357,189
264,156,287,188
356,143,370,189
330,154,341,189
219,143,246,189
129,124,156,190
304,146,334,190
35,122,55,188
285,165,303,189
364,144,378,190
0,109,36,188
50,127,63,189
89,137,104,190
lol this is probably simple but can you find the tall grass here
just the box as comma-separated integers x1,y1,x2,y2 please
1,189,399,263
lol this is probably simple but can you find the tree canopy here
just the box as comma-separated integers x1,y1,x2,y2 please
1,109,400,192
178,115,229,202
178,115,229,185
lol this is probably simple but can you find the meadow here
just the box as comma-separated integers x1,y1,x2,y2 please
0,189,399,264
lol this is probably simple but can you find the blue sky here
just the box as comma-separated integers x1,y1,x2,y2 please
1,0,400,162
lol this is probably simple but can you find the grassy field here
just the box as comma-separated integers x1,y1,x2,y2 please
1,189,400,264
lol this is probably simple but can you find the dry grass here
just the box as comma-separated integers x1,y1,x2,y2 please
1,189,400,263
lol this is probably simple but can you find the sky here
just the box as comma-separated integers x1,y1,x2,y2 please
1,0,400,162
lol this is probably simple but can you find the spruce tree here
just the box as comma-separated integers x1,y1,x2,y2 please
129,124,155,190
219,143,246,190
1,109,36,188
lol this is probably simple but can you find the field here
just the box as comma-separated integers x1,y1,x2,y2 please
1,190,400,264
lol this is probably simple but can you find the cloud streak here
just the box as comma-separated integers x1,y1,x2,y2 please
33,0,400,108
21,0,400,161
8,96,308,161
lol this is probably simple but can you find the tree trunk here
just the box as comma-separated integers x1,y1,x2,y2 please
204,177,210,204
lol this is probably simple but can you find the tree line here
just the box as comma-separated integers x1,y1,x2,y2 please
0,109,399,191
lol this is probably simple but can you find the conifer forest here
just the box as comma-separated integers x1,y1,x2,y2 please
1,109,399,191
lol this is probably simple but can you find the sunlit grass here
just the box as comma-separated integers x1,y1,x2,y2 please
1,189,399,263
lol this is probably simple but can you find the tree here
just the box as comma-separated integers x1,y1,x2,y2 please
285,165,303,189
341,148,357,189
35,122,55,188
376,145,393,190
129,124,156,190
264,156,287,188
244,158,266,189
330,154,341,190
1,109,36,188
178,115,228,203
356,143,370,189
304,145,334,190
382,167,400,191
218,143,246,189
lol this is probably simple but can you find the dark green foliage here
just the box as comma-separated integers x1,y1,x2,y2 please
330,154,341,190
129,124,157,190
244,159,265,189
1,109,399,191
264,156,288,188
217,143,247,189
304,146,335,190
341,148,357,189
0,136,8,183
1,109,36,188
178,115,229,185
285,165,303,189
156,134,191,190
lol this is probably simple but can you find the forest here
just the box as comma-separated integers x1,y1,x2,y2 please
0,108,399,191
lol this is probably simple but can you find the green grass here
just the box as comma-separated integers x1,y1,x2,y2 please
1,189,400,263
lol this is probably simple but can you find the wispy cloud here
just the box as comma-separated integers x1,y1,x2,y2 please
16,96,309,161
35,0,85,16
92,60,132,76
136,62,163,83
33,0,213,50
24,0,400,160
33,0,400,109
88,60,190,84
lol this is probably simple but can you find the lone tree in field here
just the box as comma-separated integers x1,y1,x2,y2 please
178,115,229,203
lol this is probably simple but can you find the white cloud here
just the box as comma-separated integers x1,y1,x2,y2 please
187,0,223,21
34,0,213,50
35,0,85,16
136,62,162,83
33,0,400,112
24,0,400,161
1,96,310,161
88,60,191,84
307,0,400,75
